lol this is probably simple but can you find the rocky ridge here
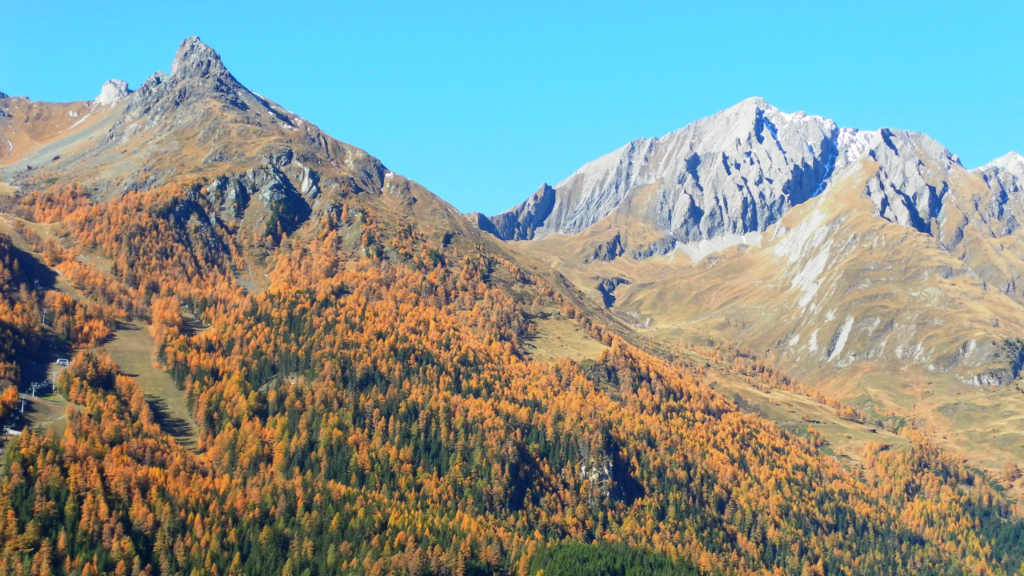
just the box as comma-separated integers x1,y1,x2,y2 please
0,37,480,257
495,99,1024,392
972,152,1024,235
488,99,1022,271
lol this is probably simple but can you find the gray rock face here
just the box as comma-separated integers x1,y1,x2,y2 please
487,183,556,240
489,99,1024,282
299,165,321,199
854,128,960,234
207,176,250,219
205,153,313,234
491,98,844,242
171,36,229,80
95,79,131,106
973,152,1024,236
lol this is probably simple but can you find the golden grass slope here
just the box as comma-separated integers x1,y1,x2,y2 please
515,158,1024,489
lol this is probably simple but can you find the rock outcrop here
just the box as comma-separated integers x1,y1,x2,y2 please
95,79,131,106
170,36,230,79
487,183,556,241
973,152,1024,236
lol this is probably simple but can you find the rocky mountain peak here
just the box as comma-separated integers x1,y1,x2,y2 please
698,96,836,144
2,36,346,201
972,152,1024,237
715,96,787,120
489,97,843,245
980,151,1024,174
95,79,131,106
709,96,773,124
116,37,256,136
171,36,229,80
485,98,1015,259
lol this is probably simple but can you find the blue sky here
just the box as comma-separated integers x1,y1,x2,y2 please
2,1,1022,215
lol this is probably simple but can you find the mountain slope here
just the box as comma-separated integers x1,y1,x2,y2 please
1,38,479,248
493,99,1024,491
489,99,1024,301
1,38,1023,576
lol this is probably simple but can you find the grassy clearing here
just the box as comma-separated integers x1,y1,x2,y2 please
823,369,1024,498
524,312,609,363
664,345,911,466
102,321,199,448
22,395,75,438
709,368,909,466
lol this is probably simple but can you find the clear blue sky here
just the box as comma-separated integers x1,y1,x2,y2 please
2,1,1022,215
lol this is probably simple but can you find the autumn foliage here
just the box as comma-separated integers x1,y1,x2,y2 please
0,183,1021,576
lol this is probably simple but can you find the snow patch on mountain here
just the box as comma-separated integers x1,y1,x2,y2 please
827,317,855,362
836,128,878,170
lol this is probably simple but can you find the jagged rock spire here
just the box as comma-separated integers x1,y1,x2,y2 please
171,36,228,79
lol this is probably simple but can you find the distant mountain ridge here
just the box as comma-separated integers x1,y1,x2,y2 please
487,98,1022,262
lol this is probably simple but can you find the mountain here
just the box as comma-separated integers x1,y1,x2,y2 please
1,37,476,245
1,39,1023,576
490,99,1024,265
490,97,1024,486
2,36,375,191
490,98,842,243
974,151,1024,234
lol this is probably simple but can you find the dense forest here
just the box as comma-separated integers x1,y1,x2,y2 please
0,183,1022,575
